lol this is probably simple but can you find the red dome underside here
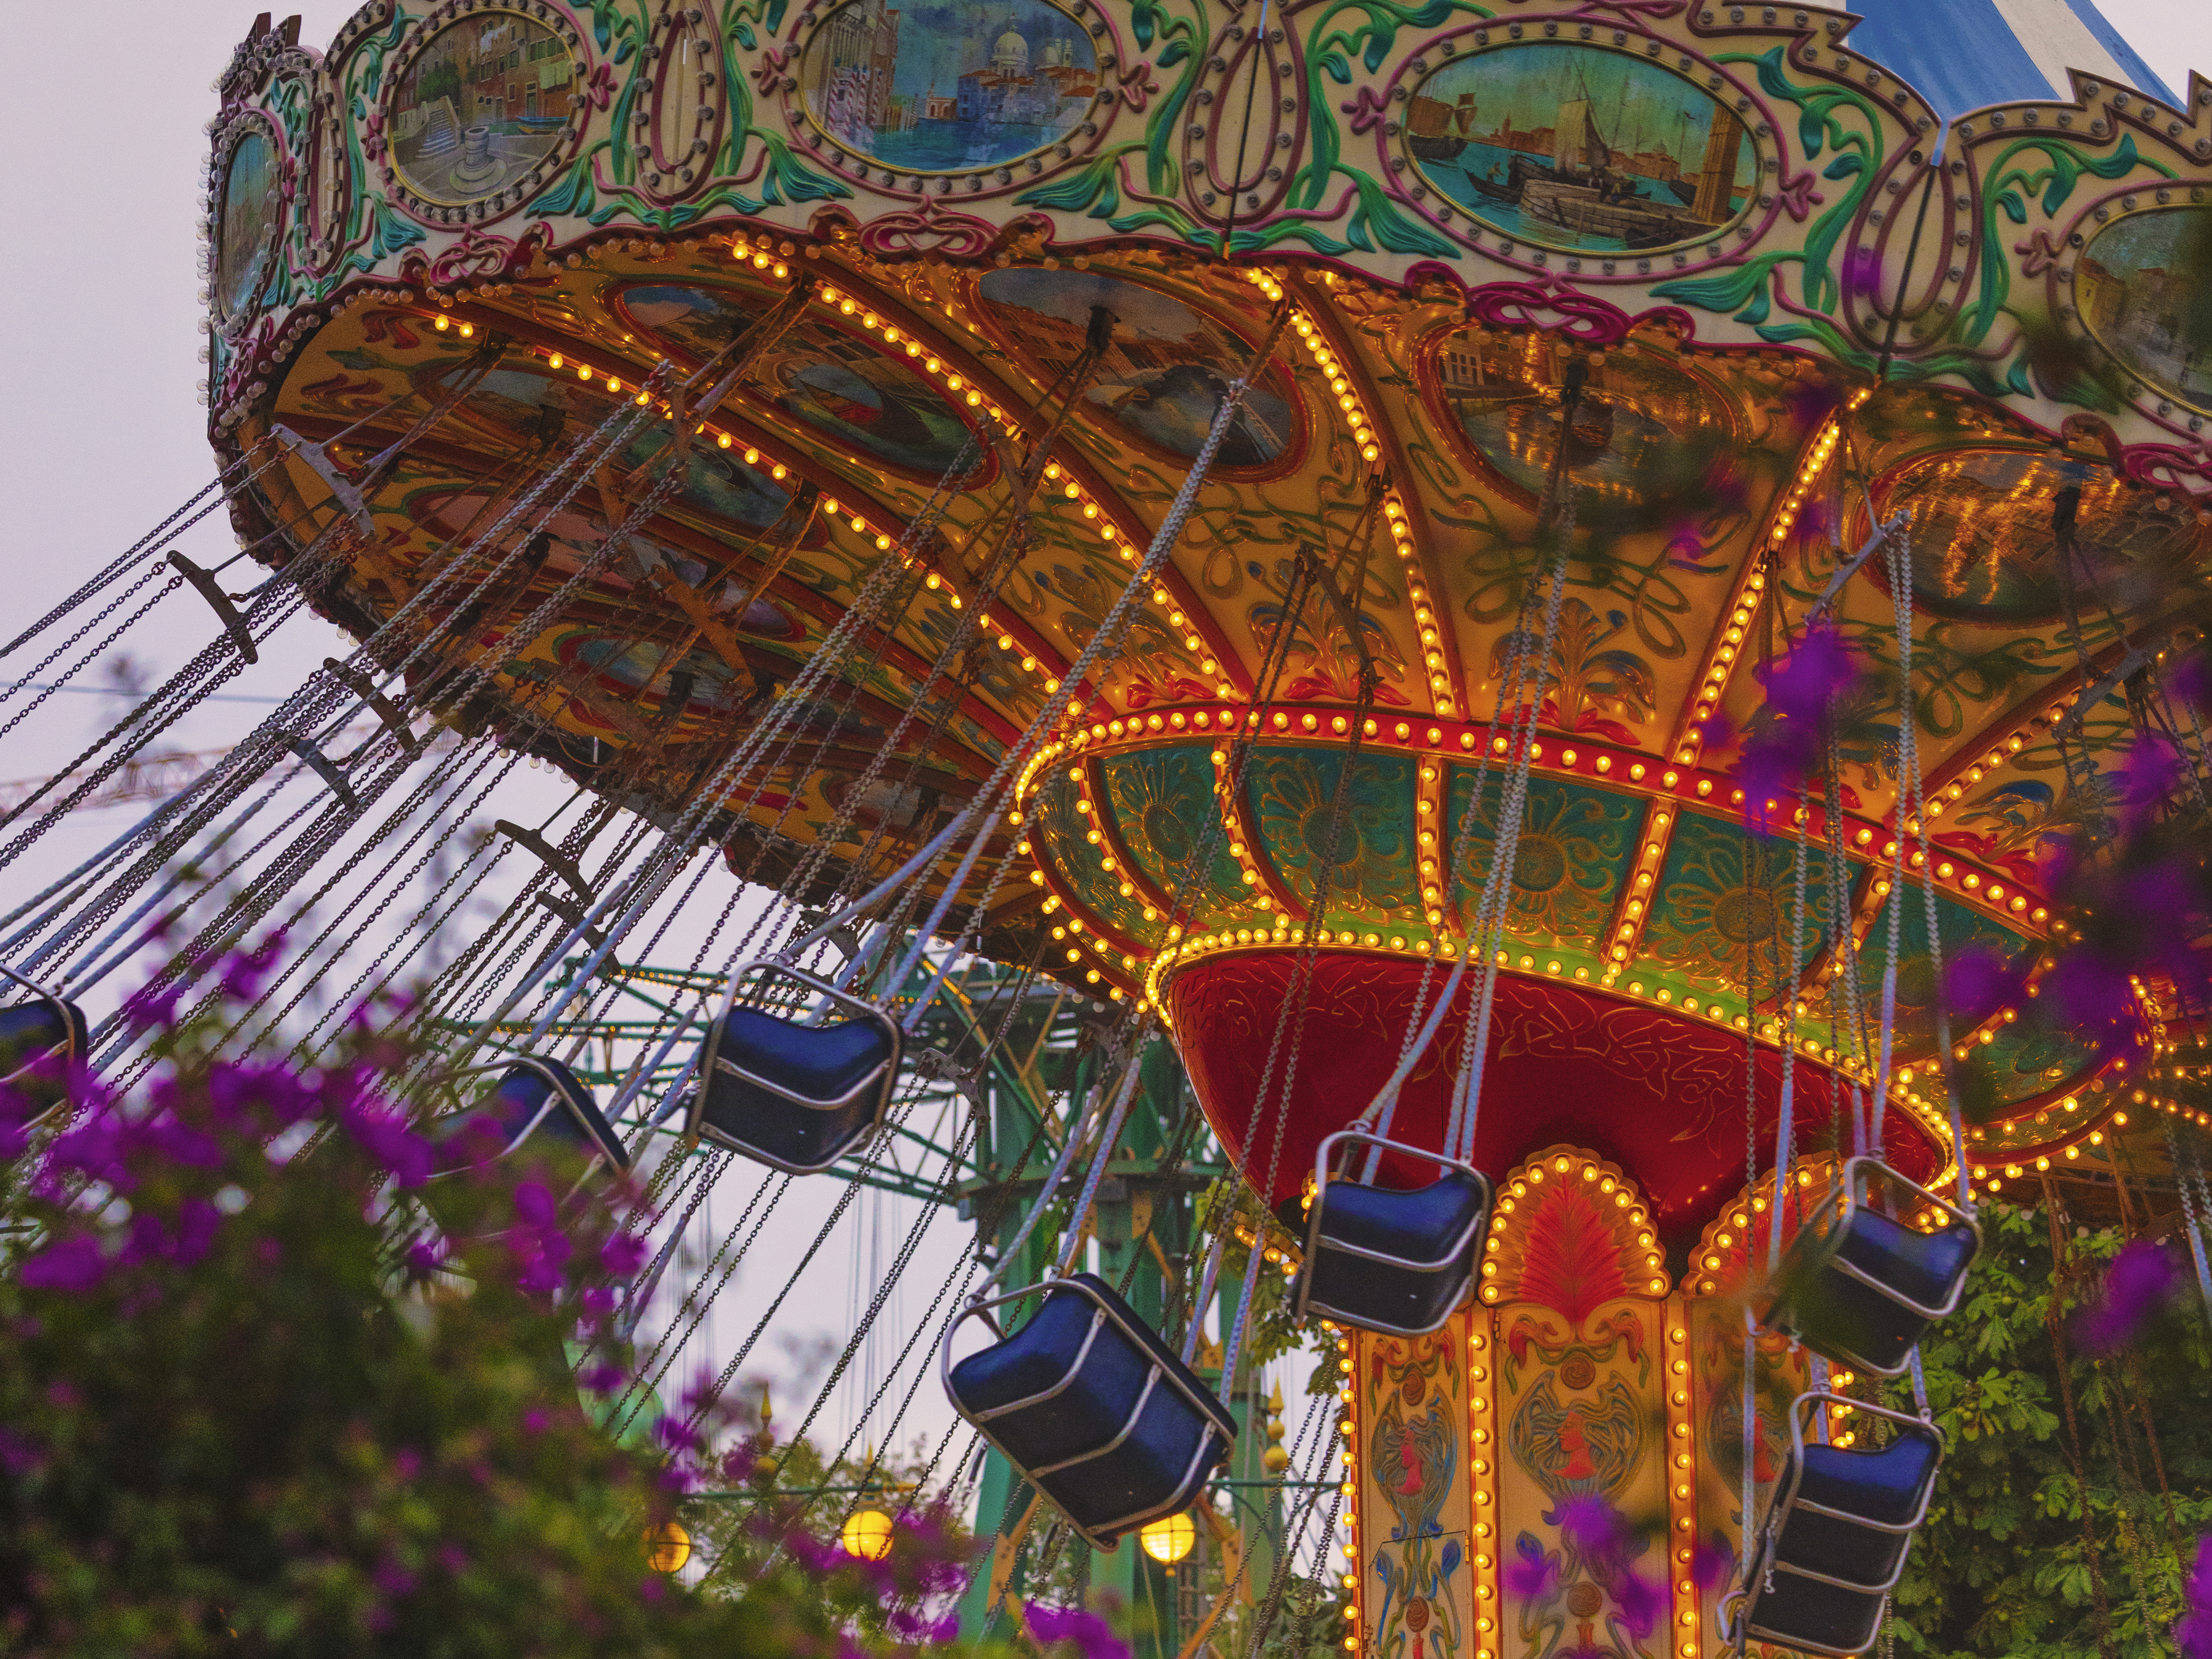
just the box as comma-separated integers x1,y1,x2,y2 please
1164,951,1944,1251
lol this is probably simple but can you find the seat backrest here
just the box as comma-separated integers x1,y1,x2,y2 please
1836,1208,1977,1307
0,997,84,1079
429,1059,624,1177
1796,1430,1942,1527
719,1006,894,1104
1319,1170,1488,1259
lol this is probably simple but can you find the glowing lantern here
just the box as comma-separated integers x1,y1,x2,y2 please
842,1508,895,1561
645,1521,691,1573
1139,1512,1196,1565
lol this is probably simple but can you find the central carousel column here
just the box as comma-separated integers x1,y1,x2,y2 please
1346,1148,1813,1659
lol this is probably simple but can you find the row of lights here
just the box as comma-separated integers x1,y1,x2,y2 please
1276,273,1459,717
1329,1321,1362,1650
1025,705,2051,926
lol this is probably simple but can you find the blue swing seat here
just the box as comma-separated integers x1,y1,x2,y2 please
1763,1157,1980,1376
1741,1392,1944,1657
427,1056,629,1183
1294,1129,1491,1336
687,962,901,1175
0,967,89,1130
944,1272,1236,1549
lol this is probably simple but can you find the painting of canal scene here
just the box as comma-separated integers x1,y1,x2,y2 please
1407,43,1756,253
800,0,1098,172
1876,450,2207,626
1431,327,1729,524
619,285,977,475
389,14,575,203
215,128,280,318
2077,207,2212,414
976,270,1297,467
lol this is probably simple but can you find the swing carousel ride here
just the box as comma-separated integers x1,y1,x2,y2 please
3,0,2212,1650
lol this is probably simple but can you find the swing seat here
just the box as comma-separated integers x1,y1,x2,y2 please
1741,1393,1944,1657
1762,1157,1980,1376
943,1272,1236,1549
427,1056,629,1182
687,962,901,1175
0,968,89,1130
1293,1130,1491,1336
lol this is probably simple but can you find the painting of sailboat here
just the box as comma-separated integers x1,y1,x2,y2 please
1407,43,1757,253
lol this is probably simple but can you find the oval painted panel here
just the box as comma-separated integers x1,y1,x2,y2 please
976,269,1298,467
1430,327,1729,524
390,13,574,203
216,128,281,317
619,284,978,475
800,0,1098,172
2077,206,2212,414
1873,449,2207,625
1407,43,1756,253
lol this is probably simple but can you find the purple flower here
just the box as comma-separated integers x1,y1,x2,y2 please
20,1234,106,1293
121,983,182,1032
343,1104,433,1188
373,1555,416,1598
1692,1540,1732,1592
1842,247,1883,298
2177,1534,2212,1659
1027,1604,1131,1659
1555,1494,1631,1559
1504,1537,1561,1600
602,1231,650,1279
514,1180,558,1228
2077,1238,2180,1354
1616,1565,1666,1640
219,932,287,1002
404,1239,444,1279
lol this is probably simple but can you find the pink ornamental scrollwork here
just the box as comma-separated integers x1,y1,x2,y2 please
583,62,619,112
857,199,1003,259
2016,229,2065,278
1343,86,1389,137
2119,443,2212,495
1464,282,1686,349
1115,60,1161,112
753,47,794,96
1775,169,1822,222
400,223,557,289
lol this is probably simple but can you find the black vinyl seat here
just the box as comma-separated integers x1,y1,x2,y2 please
1762,1157,1980,1376
1293,1129,1491,1336
0,965,90,1130
427,1056,629,1187
1740,1392,1945,1657
685,962,900,1175
943,1272,1236,1549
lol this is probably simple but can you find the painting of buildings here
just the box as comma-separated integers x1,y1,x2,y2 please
216,129,280,318
1407,43,1757,253
801,0,1096,172
976,270,1296,467
390,15,573,203
2077,207,2212,412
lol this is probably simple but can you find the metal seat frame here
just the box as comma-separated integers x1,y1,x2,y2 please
941,1274,1236,1551
1737,1391,1945,1657
1762,1154,1981,1376
1293,1128,1493,1336
685,960,902,1176
0,961,86,1129
426,1055,630,1203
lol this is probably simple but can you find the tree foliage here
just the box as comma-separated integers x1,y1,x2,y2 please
0,969,974,1657
1893,1196,2212,1658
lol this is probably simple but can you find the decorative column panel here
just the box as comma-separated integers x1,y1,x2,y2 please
1350,1309,1478,1659
1683,1195,1812,1659
1479,1147,1672,1659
